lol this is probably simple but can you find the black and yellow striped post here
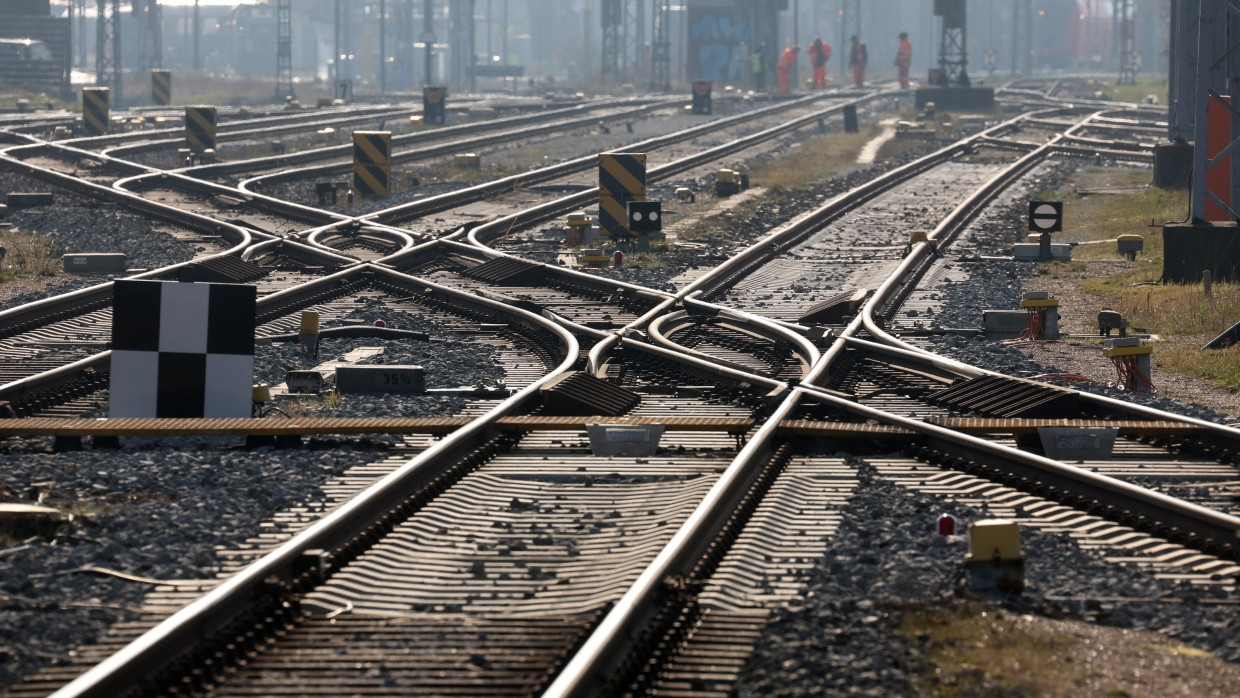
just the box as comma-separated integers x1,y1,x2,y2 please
151,69,172,106
598,152,646,240
185,106,218,153
353,131,391,197
81,87,109,136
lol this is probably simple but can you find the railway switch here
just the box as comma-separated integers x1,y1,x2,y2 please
1117,234,1144,260
1103,337,1154,392
966,519,1024,593
1018,291,1059,340
676,187,695,203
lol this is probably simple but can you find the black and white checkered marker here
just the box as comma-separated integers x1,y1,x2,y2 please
1028,201,1063,232
109,280,256,418
627,200,662,233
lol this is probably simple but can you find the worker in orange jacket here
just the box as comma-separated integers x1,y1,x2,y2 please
776,45,799,93
808,37,831,89
895,31,912,88
849,35,868,88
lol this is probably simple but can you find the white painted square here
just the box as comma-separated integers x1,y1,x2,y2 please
109,350,159,417
159,282,210,353
203,353,254,417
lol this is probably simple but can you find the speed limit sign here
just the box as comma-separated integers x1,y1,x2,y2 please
1028,201,1063,232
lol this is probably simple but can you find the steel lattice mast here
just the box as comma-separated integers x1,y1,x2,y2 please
96,0,122,103
276,0,294,100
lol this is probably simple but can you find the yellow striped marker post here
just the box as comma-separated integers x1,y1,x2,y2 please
353,131,391,197
81,87,110,136
598,152,646,240
185,105,217,153
151,69,172,106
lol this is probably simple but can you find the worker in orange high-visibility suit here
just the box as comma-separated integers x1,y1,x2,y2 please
849,35,868,88
776,45,799,93
895,31,912,88
808,37,832,89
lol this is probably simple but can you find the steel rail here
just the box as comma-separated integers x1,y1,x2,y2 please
48,266,580,698
837,333,1240,447
184,99,657,180
66,103,411,152
384,92,855,231
1,140,157,177
798,384,1240,549
541,382,799,697
97,106,420,159
114,168,347,228
545,104,1209,695
647,311,809,378
0,351,110,408
235,101,670,197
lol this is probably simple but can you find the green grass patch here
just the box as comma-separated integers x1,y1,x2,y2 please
1045,168,1184,268
0,227,62,282
749,125,881,189
902,602,1090,696
1106,76,1170,106
1160,343,1240,393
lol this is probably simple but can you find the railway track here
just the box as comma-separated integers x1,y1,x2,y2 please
2,86,1238,696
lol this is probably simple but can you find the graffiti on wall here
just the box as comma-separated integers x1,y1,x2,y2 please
687,7,748,85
